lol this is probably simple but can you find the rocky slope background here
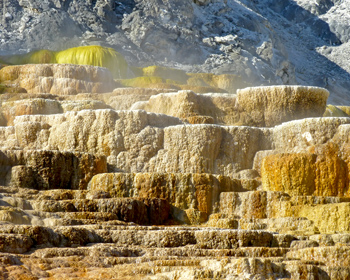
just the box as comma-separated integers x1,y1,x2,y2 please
1,0,350,103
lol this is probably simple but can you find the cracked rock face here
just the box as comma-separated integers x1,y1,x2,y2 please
0,63,350,279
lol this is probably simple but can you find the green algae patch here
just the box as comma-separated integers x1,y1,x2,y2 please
323,105,349,117
55,46,130,79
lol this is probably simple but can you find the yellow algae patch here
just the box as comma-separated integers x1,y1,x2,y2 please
55,45,130,78
261,153,317,196
0,84,5,94
296,203,350,233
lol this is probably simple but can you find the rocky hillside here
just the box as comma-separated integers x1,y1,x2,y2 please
0,62,350,279
1,0,350,103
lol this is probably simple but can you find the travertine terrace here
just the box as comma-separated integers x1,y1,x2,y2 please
0,63,350,279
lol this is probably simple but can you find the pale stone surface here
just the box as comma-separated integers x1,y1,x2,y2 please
0,64,116,95
107,87,174,110
0,126,18,149
132,90,240,125
287,245,350,267
13,110,182,172
237,86,329,127
1,98,63,126
272,117,350,153
8,112,272,175
59,99,110,112
148,125,271,176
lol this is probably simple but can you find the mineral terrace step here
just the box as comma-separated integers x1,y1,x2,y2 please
0,224,288,252
31,244,290,259
27,197,171,225
3,247,350,280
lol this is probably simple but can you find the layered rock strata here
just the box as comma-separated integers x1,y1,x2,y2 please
0,64,349,279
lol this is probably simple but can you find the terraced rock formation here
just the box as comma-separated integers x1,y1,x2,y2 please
0,63,350,279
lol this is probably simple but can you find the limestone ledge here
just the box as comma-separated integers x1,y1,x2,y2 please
0,224,276,252
88,172,249,222
261,151,350,197
273,117,350,152
1,109,271,176
0,98,111,126
237,85,329,127
0,64,116,95
131,90,239,125
131,86,328,126
4,112,350,177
